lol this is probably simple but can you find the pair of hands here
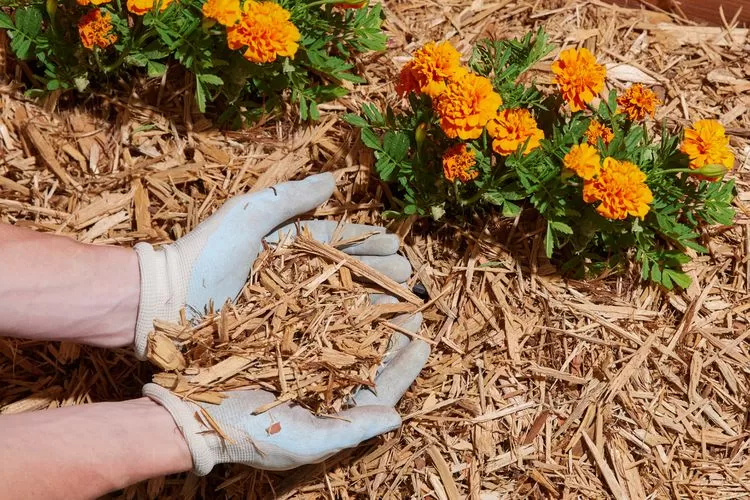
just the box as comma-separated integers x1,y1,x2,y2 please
135,173,429,475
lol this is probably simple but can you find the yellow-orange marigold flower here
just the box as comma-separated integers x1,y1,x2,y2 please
617,84,661,121
434,72,502,140
583,157,653,220
551,47,606,112
127,0,172,15
396,41,463,98
585,120,614,146
487,108,544,156
78,9,117,50
680,119,735,173
226,1,300,64
442,143,478,183
202,0,241,26
76,0,111,5
564,143,601,180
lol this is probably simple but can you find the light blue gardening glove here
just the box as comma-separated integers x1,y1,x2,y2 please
132,173,411,359
143,301,429,474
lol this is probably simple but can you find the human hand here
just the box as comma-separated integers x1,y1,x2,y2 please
143,300,429,474
133,173,410,359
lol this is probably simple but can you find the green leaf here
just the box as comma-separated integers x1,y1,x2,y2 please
147,61,167,77
309,100,320,121
343,113,369,128
0,13,14,30
650,264,662,283
382,131,409,161
299,96,309,120
664,269,691,289
544,222,554,258
15,6,43,38
198,74,224,86
360,128,381,150
550,221,573,234
502,201,521,218
10,37,32,60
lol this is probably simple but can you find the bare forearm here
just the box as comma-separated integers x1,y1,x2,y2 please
0,225,139,347
0,398,192,499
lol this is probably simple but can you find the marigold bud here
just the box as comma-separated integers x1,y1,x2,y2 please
202,16,217,30
46,0,57,19
690,163,728,180
415,123,427,147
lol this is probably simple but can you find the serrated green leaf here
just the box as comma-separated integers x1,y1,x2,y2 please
360,128,381,150
502,201,521,218
383,131,409,161
198,74,223,86
15,6,42,38
544,222,554,258
550,221,573,234
343,113,369,128
0,13,14,30
664,269,691,289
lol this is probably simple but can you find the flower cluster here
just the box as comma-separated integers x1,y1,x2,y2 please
551,47,606,112
442,144,478,183
680,119,735,176
77,9,117,49
617,84,661,121
487,109,543,156
4,0,384,120
226,1,300,63
202,0,242,26
434,72,503,140
582,157,653,220
585,120,614,146
397,40,544,183
350,30,736,288
396,41,462,98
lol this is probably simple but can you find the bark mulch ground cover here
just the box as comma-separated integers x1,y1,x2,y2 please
1,0,750,497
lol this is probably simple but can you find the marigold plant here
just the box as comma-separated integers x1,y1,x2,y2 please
0,0,387,123
346,29,736,288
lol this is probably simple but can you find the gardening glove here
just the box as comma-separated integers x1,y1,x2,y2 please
133,172,411,360
143,301,429,474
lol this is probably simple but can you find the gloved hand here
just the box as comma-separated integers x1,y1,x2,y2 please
143,300,429,475
133,172,410,359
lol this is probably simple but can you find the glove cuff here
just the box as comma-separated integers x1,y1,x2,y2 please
133,243,174,360
143,383,217,476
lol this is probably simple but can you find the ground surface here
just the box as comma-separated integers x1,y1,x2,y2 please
1,0,750,498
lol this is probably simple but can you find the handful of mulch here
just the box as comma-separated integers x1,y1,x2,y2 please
147,233,421,414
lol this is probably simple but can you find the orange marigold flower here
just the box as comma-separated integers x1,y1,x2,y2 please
564,143,601,180
434,72,502,140
396,41,463,98
585,120,614,146
127,0,172,15
442,143,478,183
76,0,111,5
583,157,653,220
551,47,606,112
616,84,661,121
487,108,544,156
202,0,241,26
680,119,735,174
226,1,300,64
78,9,117,50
